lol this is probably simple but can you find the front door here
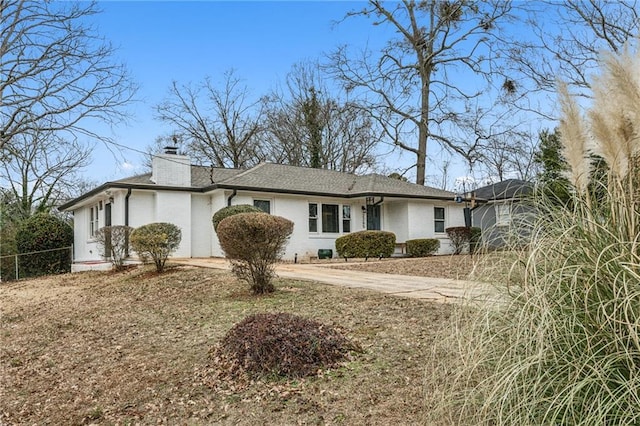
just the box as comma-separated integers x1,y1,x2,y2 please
367,205,381,230
104,203,112,258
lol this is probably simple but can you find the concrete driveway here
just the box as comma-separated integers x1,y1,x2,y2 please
174,257,490,303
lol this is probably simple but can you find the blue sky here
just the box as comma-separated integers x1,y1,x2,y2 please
87,1,400,183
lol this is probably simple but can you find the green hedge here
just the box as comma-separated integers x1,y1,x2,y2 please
15,213,73,278
335,230,396,260
406,238,440,257
212,204,265,232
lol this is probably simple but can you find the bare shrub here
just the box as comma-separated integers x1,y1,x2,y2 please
445,226,470,255
217,213,293,294
94,226,133,271
214,312,360,379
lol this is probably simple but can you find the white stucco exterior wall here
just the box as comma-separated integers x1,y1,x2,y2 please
154,191,192,257
385,202,408,243
191,194,212,257
127,191,155,228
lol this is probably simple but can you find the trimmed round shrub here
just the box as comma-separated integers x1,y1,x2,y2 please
217,213,293,294
406,238,440,257
130,222,181,273
214,312,360,378
335,230,396,260
15,213,73,277
212,204,264,232
445,226,471,255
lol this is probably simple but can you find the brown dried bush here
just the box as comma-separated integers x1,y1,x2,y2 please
214,312,360,379
217,213,293,294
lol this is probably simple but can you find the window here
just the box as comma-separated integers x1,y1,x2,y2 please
495,203,511,227
434,207,445,233
342,205,351,233
322,204,339,233
89,205,99,237
309,203,318,232
253,199,271,214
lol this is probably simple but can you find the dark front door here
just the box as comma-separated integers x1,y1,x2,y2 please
367,205,381,230
104,203,112,258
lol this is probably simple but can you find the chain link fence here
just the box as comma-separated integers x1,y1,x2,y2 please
0,246,73,282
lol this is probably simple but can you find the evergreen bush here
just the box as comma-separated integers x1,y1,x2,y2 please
15,213,73,277
335,230,396,260
212,204,264,232
406,238,440,257
130,222,181,273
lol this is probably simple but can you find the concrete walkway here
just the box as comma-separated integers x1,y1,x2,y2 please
174,257,491,303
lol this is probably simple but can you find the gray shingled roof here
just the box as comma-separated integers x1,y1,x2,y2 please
474,179,533,201
60,162,457,211
113,167,244,187
213,163,455,198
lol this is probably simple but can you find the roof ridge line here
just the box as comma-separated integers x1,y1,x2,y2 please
229,162,266,179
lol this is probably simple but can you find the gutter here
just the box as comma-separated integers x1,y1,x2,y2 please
124,188,132,226
227,189,237,207
125,188,132,257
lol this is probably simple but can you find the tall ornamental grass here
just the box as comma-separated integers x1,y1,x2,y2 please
429,47,640,425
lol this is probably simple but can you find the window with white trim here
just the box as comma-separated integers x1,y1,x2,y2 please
89,205,99,237
322,204,340,233
342,205,351,233
495,203,511,227
253,199,271,214
309,203,318,232
434,207,445,233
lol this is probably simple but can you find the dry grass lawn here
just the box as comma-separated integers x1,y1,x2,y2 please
327,254,475,280
0,264,456,425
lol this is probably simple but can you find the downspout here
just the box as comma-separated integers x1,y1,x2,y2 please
373,196,384,206
125,188,132,257
227,189,237,207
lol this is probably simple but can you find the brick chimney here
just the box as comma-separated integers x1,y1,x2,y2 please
151,146,191,186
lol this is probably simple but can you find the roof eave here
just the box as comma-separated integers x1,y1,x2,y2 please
58,182,209,211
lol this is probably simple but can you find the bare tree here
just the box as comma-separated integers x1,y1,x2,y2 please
0,127,91,221
329,0,514,185
0,0,136,150
507,1,640,99
155,70,265,168
263,62,380,174
475,132,540,182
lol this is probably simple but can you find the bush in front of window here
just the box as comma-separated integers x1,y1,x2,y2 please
94,225,133,271
445,226,471,255
217,213,294,295
15,213,73,278
406,238,440,257
130,222,182,273
335,230,396,261
212,204,265,232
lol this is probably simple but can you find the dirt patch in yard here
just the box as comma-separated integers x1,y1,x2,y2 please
327,255,476,280
0,265,455,425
